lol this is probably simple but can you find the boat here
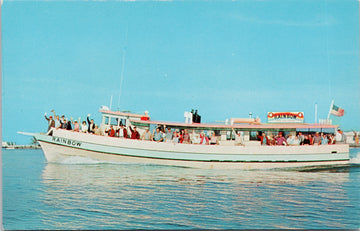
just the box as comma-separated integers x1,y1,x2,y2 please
19,107,350,170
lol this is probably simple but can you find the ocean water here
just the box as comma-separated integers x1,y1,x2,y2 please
2,148,360,230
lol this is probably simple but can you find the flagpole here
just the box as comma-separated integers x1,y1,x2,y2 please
327,99,334,120
315,103,318,123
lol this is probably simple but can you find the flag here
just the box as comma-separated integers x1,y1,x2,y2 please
330,104,345,117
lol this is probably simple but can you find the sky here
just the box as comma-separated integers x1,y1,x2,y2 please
1,0,359,144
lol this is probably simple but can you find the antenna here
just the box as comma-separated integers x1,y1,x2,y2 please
109,95,113,111
117,24,128,111
314,102,317,123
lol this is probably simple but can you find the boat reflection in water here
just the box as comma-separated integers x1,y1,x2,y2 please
40,159,354,229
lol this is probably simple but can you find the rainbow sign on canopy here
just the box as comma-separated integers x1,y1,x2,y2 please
267,112,304,123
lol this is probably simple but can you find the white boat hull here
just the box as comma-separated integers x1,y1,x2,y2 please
33,129,350,170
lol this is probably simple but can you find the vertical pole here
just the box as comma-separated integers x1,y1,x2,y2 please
118,24,128,110
315,102,318,124
327,99,334,120
109,95,113,111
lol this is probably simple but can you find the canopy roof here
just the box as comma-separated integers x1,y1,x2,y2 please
130,119,338,131
100,109,338,131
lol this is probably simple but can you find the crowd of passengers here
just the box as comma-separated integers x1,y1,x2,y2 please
255,131,344,146
45,111,344,145
44,110,218,145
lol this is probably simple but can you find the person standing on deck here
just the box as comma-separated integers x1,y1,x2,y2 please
183,129,191,144
129,126,140,139
297,132,305,145
117,124,128,138
312,132,321,145
141,128,152,141
165,128,173,142
44,113,55,132
71,118,80,132
50,110,62,129
80,121,88,133
275,132,287,145
200,132,209,145
153,128,164,142
87,114,96,134
106,125,116,137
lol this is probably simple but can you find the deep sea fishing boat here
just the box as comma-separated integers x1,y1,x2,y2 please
20,107,350,169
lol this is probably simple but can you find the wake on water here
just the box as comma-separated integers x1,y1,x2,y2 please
48,150,360,173
51,155,128,165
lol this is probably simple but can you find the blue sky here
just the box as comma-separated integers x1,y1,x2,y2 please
2,0,359,144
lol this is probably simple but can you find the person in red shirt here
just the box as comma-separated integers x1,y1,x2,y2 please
106,125,116,137
129,126,140,139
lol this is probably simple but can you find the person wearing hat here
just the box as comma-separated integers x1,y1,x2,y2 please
71,117,80,132
141,128,152,141
44,112,55,132
117,123,128,138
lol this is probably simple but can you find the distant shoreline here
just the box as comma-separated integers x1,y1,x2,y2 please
2,145,41,150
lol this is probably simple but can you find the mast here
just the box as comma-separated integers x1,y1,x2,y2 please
327,99,334,120
117,24,128,111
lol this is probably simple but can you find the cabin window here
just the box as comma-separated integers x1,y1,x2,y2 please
226,131,235,140
250,131,258,141
104,116,109,125
119,119,126,126
110,117,119,126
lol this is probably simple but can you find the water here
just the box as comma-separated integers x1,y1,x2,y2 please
2,148,360,229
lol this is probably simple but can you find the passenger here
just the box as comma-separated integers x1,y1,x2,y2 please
141,128,152,141
60,115,66,125
117,124,128,138
71,118,80,132
321,134,329,145
192,134,201,144
269,134,276,146
312,132,321,145
210,132,218,145
199,132,209,145
308,134,313,145
51,110,62,129
61,118,67,129
286,134,295,145
355,132,359,144
129,126,140,139
165,128,173,143
106,125,116,137
183,129,191,144
329,134,336,144
179,130,184,143
87,114,96,134
336,128,345,143
234,130,244,145
303,135,311,145
62,118,72,130
153,128,163,142
44,113,55,132
297,132,305,145
260,132,268,145
173,130,180,143
275,132,287,145
94,125,103,136
80,121,88,133
293,136,300,145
